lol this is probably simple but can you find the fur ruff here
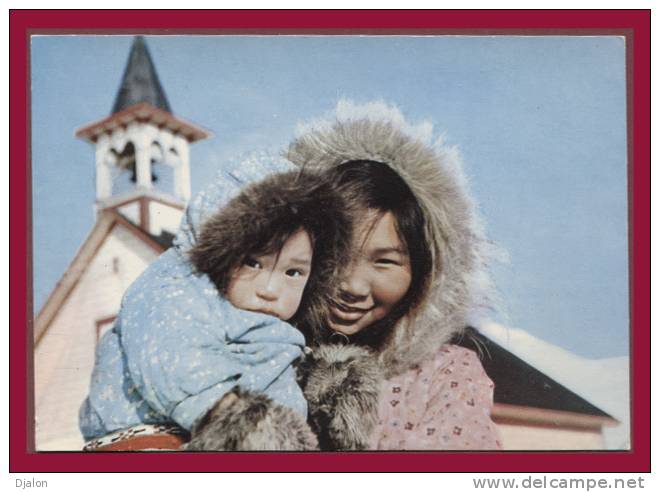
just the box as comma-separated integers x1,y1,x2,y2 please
189,169,353,330
297,344,381,450
184,388,319,451
287,103,495,378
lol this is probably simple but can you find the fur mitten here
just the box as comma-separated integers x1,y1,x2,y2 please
184,388,319,451
297,344,382,451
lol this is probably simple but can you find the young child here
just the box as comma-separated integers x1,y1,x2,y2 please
79,168,351,451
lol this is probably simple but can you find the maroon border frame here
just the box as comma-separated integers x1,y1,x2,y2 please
10,9,650,473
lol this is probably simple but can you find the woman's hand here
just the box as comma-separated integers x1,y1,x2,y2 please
184,387,318,451
296,344,382,450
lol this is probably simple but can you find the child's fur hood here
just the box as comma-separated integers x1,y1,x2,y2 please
287,101,496,377
189,169,353,329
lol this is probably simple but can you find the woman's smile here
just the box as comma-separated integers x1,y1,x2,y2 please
329,300,373,323
331,298,372,314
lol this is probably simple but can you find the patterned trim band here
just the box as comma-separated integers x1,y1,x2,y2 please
83,424,190,452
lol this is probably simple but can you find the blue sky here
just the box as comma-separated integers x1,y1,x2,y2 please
31,35,629,359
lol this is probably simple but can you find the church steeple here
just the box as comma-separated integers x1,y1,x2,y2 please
75,36,210,236
112,36,171,114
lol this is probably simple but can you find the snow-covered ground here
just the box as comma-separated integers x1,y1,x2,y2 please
477,321,630,450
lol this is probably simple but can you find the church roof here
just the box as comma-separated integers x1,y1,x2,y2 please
454,327,616,424
112,36,172,114
76,102,210,143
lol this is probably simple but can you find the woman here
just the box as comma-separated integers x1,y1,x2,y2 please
289,102,502,450
83,102,501,452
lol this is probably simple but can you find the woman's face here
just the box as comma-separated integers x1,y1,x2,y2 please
328,210,412,336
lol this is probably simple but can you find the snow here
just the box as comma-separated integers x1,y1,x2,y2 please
477,321,630,450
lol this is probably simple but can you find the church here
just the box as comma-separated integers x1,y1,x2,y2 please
33,36,617,451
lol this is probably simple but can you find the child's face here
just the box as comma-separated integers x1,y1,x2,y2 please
225,228,313,321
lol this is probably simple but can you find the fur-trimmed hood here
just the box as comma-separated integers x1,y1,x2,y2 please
189,169,353,328
287,101,495,377
173,153,294,254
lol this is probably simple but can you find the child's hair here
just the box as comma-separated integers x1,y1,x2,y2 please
189,169,352,327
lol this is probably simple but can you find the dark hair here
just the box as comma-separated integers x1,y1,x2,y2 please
189,170,351,326
328,160,432,345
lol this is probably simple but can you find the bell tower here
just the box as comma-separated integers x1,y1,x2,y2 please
76,36,209,237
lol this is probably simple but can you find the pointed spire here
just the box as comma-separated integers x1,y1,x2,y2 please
111,36,172,114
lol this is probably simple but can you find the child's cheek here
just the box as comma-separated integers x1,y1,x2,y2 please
282,284,307,321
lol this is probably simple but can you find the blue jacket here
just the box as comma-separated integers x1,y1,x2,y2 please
79,155,306,441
